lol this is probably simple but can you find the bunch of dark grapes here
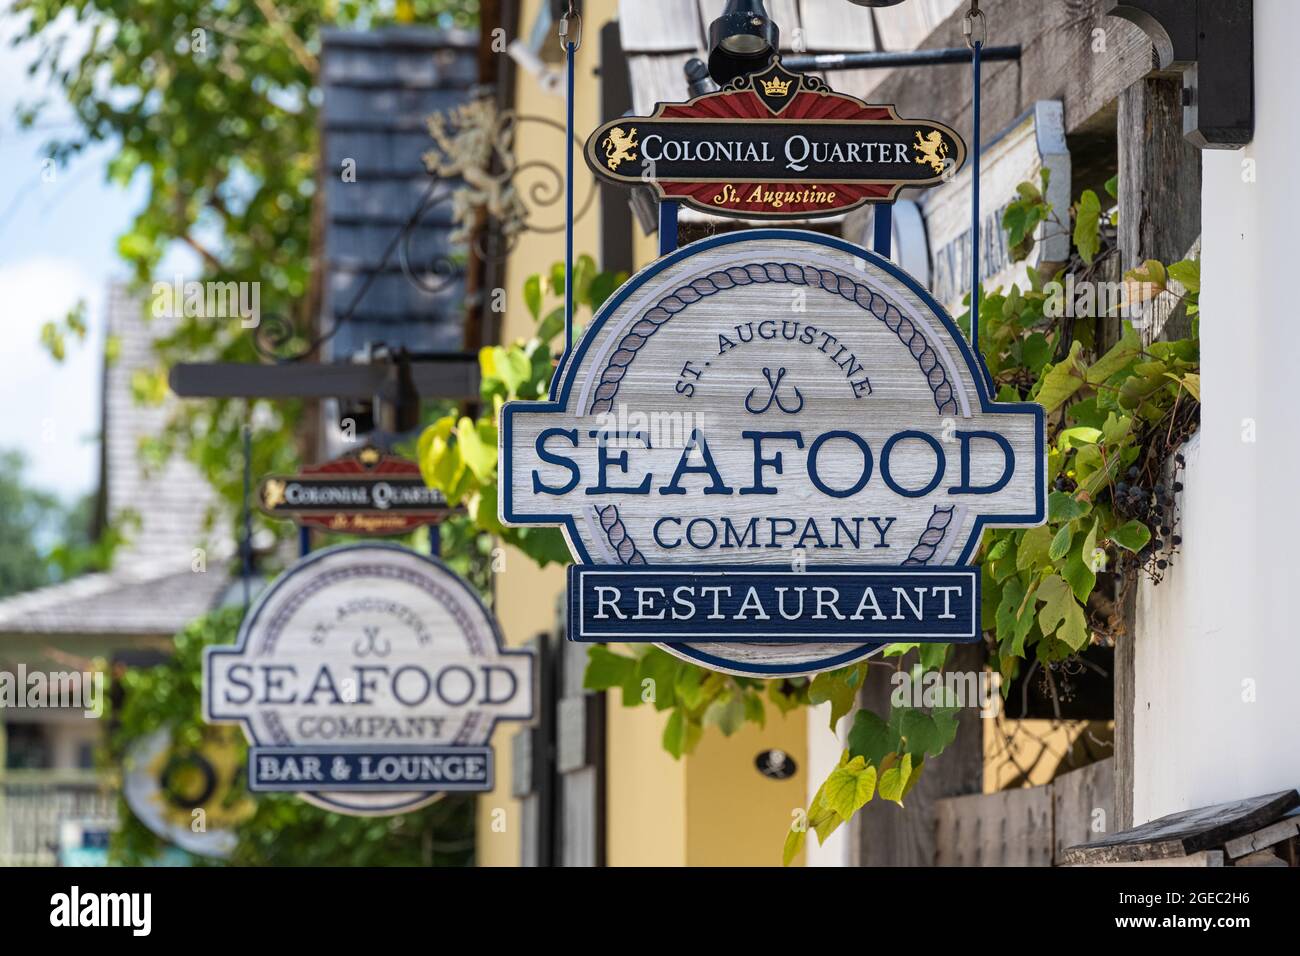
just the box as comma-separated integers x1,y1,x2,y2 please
1112,454,1186,584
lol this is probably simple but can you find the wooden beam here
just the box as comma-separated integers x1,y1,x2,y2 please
169,358,480,402
1059,789,1300,865
847,0,1157,145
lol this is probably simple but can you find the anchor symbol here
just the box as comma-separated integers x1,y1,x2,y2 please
352,625,391,658
744,366,805,414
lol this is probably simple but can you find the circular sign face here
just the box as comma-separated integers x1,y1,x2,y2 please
122,726,254,859
502,230,1044,678
204,545,533,815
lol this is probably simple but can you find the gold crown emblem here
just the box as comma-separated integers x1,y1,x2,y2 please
358,446,381,466
761,76,792,97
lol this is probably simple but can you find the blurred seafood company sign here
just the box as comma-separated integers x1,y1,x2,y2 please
500,231,1046,677
203,544,533,815
585,60,965,219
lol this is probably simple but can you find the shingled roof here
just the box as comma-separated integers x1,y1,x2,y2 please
0,284,229,638
320,27,479,358
619,0,963,113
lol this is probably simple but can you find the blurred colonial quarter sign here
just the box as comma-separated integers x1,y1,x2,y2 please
257,446,451,536
500,231,1046,677
203,544,533,815
585,59,965,219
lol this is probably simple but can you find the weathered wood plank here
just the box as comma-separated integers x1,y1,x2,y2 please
1223,816,1300,860
1076,850,1224,867
797,0,878,53
854,644,986,867
871,0,963,53
839,0,1155,143
618,0,703,53
1053,757,1115,862
1060,789,1300,865
936,780,1055,866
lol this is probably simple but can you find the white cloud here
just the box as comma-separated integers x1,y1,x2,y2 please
0,256,104,501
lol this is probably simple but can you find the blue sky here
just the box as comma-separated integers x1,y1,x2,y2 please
0,5,194,503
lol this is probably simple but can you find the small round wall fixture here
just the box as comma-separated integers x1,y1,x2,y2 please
756,749,799,780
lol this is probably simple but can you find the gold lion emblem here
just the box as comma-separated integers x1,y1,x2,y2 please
602,126,639,171
261,478,286,510
913,130,949,175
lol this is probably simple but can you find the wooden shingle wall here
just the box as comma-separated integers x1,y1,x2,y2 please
321,28,478,357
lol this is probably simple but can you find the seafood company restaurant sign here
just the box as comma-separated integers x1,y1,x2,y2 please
203,545,533,815
500,232,1045,677
585,59,965,219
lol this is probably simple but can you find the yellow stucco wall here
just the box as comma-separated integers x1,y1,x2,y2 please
477,0,808,866
475,0,614,867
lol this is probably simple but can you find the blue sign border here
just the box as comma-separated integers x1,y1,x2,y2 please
204,543,535,811
249,746,495,793
500,229,1045,676
568,564,980,643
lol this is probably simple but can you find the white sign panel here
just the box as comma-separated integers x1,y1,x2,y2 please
204,544,533,816
923,100,1071,313
500,231,1045,677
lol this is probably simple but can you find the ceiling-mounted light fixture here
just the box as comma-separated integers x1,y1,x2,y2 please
845,0,908,6
706,0,781,87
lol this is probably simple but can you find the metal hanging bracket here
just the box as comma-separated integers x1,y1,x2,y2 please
1106,0,1254,149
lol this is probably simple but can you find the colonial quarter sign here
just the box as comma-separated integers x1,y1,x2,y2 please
500,231,1046,677
585,59,965,219
257,446,451,536
203,544,533,815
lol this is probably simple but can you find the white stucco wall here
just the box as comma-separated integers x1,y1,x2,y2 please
1133,0,1299,824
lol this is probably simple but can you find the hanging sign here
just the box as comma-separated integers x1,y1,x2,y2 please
257,446,451,536
499,231,1045,677
923,100,1071,313
122,725,255,859
585,59,965,220
203,544,533,815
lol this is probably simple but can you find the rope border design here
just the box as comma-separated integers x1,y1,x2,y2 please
586,262,959,417
902,506,957,566
585,262,960,566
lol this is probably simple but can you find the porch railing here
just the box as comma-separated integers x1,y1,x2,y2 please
0,771,117,867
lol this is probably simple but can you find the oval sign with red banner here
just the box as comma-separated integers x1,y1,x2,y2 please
585,58,966,220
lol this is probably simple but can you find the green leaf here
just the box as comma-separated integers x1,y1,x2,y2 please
536,307,565,345
1073,189,1102,265
584,645,636,694
523,273,543,320
847,709,899,766
1017,525,1054,571
1087,324,1142,384
662,709,702,759
996,577,1035,656
1110,519,1152,553
455,416,498,482
782,823,805,867
1036,341,1087,412
704,692,746,736
877,752,913,805
636,649,680,710
1021,332,1053,373
1167,258,1200,293
1048,523,1074,561
1048,490,1090,522
1104,174,1119,199
809,665,862,731
823,756,877,819
1036,574,1073,634
1063,523,1098,603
